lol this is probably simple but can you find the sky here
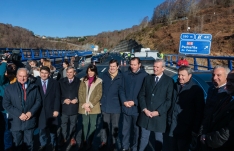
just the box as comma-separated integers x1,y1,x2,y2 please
0,0,164,38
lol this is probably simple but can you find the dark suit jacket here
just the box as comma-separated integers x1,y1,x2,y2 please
36,78,60,129
59,77,80,115
138,73,174,132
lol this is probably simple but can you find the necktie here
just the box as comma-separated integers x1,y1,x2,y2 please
69,79,72,83
22,84,26,101
43,81,46,94
155,76,159,85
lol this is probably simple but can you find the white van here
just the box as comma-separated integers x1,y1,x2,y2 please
140,48,150,52
134,51,160,60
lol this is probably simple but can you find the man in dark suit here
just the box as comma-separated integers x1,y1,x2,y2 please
138,59,174,151
120,57,148,151
200,70,234,151
3,68,41,151
167,66,204,151
36,66,60,151
59,67,80,147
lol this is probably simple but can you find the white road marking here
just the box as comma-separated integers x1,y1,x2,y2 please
101,68,106,72
165,67,177,74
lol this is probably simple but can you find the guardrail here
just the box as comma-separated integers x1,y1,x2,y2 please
0,48,93,67
165,54,234,71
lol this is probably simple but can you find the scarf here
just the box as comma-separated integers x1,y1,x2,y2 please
88,76,95,87
109,70,118,80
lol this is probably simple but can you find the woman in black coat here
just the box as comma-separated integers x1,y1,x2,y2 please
57,61,69,81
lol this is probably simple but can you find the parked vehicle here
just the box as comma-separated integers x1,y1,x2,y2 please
134,51,160,60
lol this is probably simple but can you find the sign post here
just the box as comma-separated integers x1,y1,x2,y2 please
179,33,212,55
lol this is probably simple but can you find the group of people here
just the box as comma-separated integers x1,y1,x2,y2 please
27,54,81,79
0,55,234,151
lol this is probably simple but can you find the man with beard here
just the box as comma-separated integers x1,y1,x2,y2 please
200,70,234,151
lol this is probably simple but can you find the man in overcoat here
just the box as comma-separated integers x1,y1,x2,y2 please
168,66,204,151
200,70,234,151
204,65,230,120
138,59,174,151
3,68,41,151
59,67,80,147
100,59,123,150
120,57,148,151
36,66,60,151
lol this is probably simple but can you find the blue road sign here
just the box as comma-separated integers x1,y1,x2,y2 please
179,33,212,55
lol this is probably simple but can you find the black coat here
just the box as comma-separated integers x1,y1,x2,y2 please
74,56,81,69
59,77,80,115
137,73,174,132
56,68,66,81
204,85,227,120
202,95,234,151
120,67,148,115
168,79,205,139
100,71,123,114
36,78,60,129
3,81,41,131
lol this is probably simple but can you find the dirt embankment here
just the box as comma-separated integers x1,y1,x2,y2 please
126,5,234,58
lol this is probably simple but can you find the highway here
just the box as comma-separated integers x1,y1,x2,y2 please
76,53,177,79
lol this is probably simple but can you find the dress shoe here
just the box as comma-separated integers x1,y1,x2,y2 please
65,138,76,151
50,144,57,151
38,146,46,151
70,138,76,146
98,142,106,149
59,139,67,146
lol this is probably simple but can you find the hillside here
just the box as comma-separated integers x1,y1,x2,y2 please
0,23,82,50
0,0,233,56
75,4,234,56
126,5,234,56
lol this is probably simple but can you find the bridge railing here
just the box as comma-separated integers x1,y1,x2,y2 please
165,54,234,71
0,48,93,70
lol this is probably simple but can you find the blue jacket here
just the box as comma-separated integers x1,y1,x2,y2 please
3,81,41,131
120,67,148,115
0,62,9,113
100,71,123,114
